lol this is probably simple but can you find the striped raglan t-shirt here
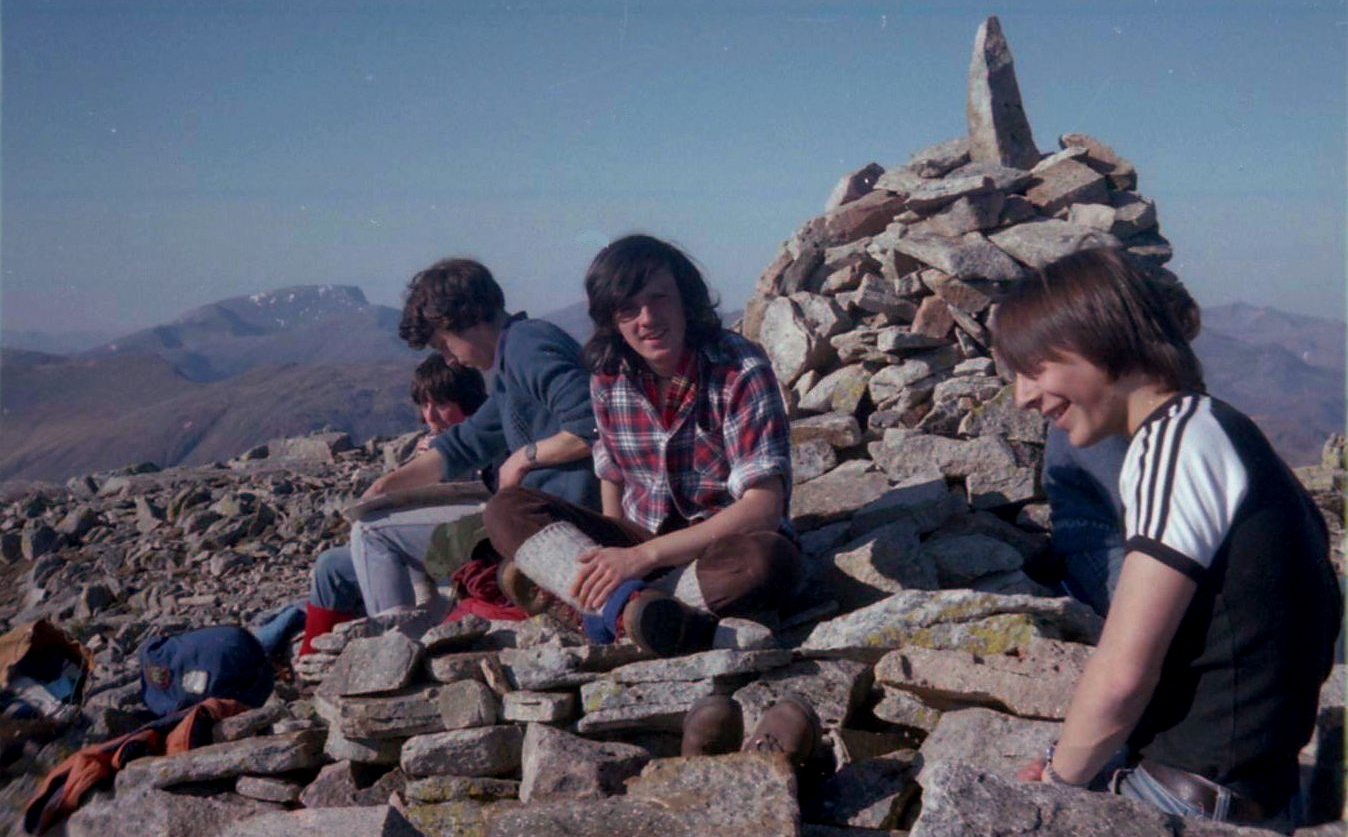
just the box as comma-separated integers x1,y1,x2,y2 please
1118,391,1340,807
1121,393,1249,580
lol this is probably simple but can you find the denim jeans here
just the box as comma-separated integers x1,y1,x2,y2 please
1114,764,1300,834
1055,519,1125,618
349,505,478,615
309,546,365,615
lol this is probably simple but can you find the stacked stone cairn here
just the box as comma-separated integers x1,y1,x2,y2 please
0,17,1343,837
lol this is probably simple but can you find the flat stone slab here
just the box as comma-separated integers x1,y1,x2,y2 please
401,724,524,778
316,684,448,739
910,761,1206,837
499,644,649,691
733,658,872,733
319,632,422,698
892,229,1024,283
875,639,1091,720
578,679,722,734
427,650,498,684
826,523,935,612
502,690,576,723
117,729,326,790
791,412,864,448
63,785,283,837
235,775,304,804
792,461,893,530
420,614,491,653
437,679,500,729
626,753,800,837
873,686,945,732
804,751,921,830
800,589,1102,659
608,649,792,683
520,722,651,803
218,806,419,837
988,218,1119,270
920,533,1024,588
403,774,521,804
917,707,1060,783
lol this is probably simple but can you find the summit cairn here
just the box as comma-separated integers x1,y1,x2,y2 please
742,17,1178,598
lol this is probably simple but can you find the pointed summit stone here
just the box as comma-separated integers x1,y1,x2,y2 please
966,17,1039,171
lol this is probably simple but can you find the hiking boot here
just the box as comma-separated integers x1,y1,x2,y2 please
621,589,718,658
742,694,821,769
496,560,583,631
681,694,744,757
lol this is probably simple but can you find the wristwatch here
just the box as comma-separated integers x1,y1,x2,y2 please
1042,741,1085,787
524,442,538,466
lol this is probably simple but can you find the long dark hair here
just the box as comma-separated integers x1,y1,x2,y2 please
582,234,722,374
992,247,1205,393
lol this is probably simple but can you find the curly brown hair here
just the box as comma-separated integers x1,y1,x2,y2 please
398,258,505,349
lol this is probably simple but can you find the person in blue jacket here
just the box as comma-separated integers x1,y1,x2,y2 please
347,258,600,618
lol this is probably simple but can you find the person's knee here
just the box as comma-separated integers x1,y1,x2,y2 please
700,531,799,610
310,547,358,610
484,485,561,560
483,486,535,541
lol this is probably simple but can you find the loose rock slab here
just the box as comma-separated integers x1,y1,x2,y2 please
401,724,524,778
800,590,1102,659
116,729,326,790
917,707,1060,782
875,639,1091,719
519,722,651,803
319,632,422,697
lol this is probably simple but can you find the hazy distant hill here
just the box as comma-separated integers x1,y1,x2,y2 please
84,285,416,381
0,289,595,484
0,348,418,482
1201,302,1344,374
1,290,1341,485
0,329,120,355
1194,304,1344,467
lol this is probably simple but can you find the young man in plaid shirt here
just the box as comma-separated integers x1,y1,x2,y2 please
483,234,804,658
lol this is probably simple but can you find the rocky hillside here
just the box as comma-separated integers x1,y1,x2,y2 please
0,17,1342,837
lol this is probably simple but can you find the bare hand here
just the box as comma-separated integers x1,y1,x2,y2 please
361,475,391,500
414,435,433,454
571,546,651,611
497,447,533,490
1016,758,1046,783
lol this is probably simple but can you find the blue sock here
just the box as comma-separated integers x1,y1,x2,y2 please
582,579,646,644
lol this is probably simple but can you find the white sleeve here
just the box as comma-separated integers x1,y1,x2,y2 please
1120,396,1249,580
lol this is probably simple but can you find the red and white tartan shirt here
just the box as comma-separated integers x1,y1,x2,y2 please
591,330,793,536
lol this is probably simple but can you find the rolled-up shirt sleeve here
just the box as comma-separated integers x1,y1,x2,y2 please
723,358,792,499
589,377,623,483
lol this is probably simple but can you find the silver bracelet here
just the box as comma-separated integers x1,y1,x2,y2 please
1042,741,1086,787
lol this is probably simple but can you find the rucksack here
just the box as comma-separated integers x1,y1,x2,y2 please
137,626,273,717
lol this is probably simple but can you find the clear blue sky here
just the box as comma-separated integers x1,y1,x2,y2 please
4,0,1345,335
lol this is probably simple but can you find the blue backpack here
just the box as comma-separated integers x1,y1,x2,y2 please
137,626,274,717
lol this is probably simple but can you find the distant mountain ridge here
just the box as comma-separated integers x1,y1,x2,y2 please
0,290,1341,485
78,284,415,382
